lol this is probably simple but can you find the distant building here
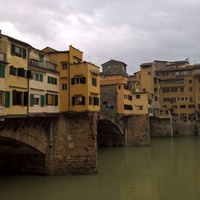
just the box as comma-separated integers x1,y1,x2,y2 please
100,59,149,115
44,45,100,113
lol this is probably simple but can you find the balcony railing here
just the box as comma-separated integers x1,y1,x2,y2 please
45,61,57,71
0,52,6,63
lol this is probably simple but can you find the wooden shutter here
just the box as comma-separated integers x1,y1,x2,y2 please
72,97,75,105
30,94,34,107
11,44,15,55
71,78,75,85
40,95,45,107
5,91,10,108
27,70,32,79
0,65,5,78
54,95,58,106
23,92,28,106
12,90,17,105
22,48,26,58
81,77,86,84
82,96,85,105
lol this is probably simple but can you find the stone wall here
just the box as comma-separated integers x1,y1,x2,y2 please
150,117,173,137
125,114,150,146
45,114,98,175
173,120,197,136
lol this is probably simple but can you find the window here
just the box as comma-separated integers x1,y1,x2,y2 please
30,94,45,107
172,105,178,109
136,106,143,110
10,65,17,76
62,63,68,70
189,87,193,92
71,77,86,85
154,88,157,92
34,95,40,106
89,97,93,105
163,88,169,93
118,86,121,89
188,105,195,108
0,64,5,78
136,95,140,99
180,105,186,109
189,97,193,102
171,87,177,92
148,71,151,75
12,90,28,106
92,78,97,86
48,76,57,85
189,80,192,83
180,87,184,92
128,95,132,101
11,44,26,58
163,98,169,102
45,94,58,106
124,104,133,110
170,98,176,103
72,96,85,105
33,73,43,82
62,84,67,90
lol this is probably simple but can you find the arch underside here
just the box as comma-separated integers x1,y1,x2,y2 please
97,119,124,147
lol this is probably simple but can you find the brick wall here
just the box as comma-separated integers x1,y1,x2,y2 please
125,115,150,146
45,114,98,175
150,117,173,137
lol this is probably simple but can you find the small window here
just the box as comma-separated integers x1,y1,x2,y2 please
62,63,68,70
136,95,140,99
72,96,85,105
92,78,97,86
62,84,67,90
189,80,192,83
189,87,193,92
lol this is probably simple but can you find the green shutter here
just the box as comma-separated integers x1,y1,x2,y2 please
40,74,43,82
54,95,58,106
11,44,15,55
23,92,28,106
72,97,75,105
45,94,48,105
71,78,75,85
30,94,34,107
40,95,45,107
22,48,26,58
48,76,50,83
12,90,17,105
0,65,5,78
81,77,86,84
5,91,10,108
82,96,85,105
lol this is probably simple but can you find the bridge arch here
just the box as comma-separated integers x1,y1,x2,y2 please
97,118,125,147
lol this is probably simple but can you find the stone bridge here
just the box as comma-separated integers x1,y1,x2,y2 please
0,111,150,175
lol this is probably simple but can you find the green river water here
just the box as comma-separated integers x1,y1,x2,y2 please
1,137,200,200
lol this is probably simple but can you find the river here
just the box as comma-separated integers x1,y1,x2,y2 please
1,137,200,200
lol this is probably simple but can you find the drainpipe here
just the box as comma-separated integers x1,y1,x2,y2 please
68,49,71,111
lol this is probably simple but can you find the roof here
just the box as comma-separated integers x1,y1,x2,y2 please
101,59,127,66
156,64,200,72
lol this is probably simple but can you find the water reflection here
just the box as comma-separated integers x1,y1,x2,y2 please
1,137,200,200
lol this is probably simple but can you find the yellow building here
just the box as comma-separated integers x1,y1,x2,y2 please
0,33,30,118
100,59,149,115
44,45,100,113
129,75,149,115
28,47,59,115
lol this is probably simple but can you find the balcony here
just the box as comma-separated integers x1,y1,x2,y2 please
29,59,43,68
45,61,58,71
0,52,6,63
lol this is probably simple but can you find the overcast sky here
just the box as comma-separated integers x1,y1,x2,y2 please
1,0,200,74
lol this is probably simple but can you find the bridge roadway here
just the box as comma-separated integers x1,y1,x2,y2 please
0,111,150,175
